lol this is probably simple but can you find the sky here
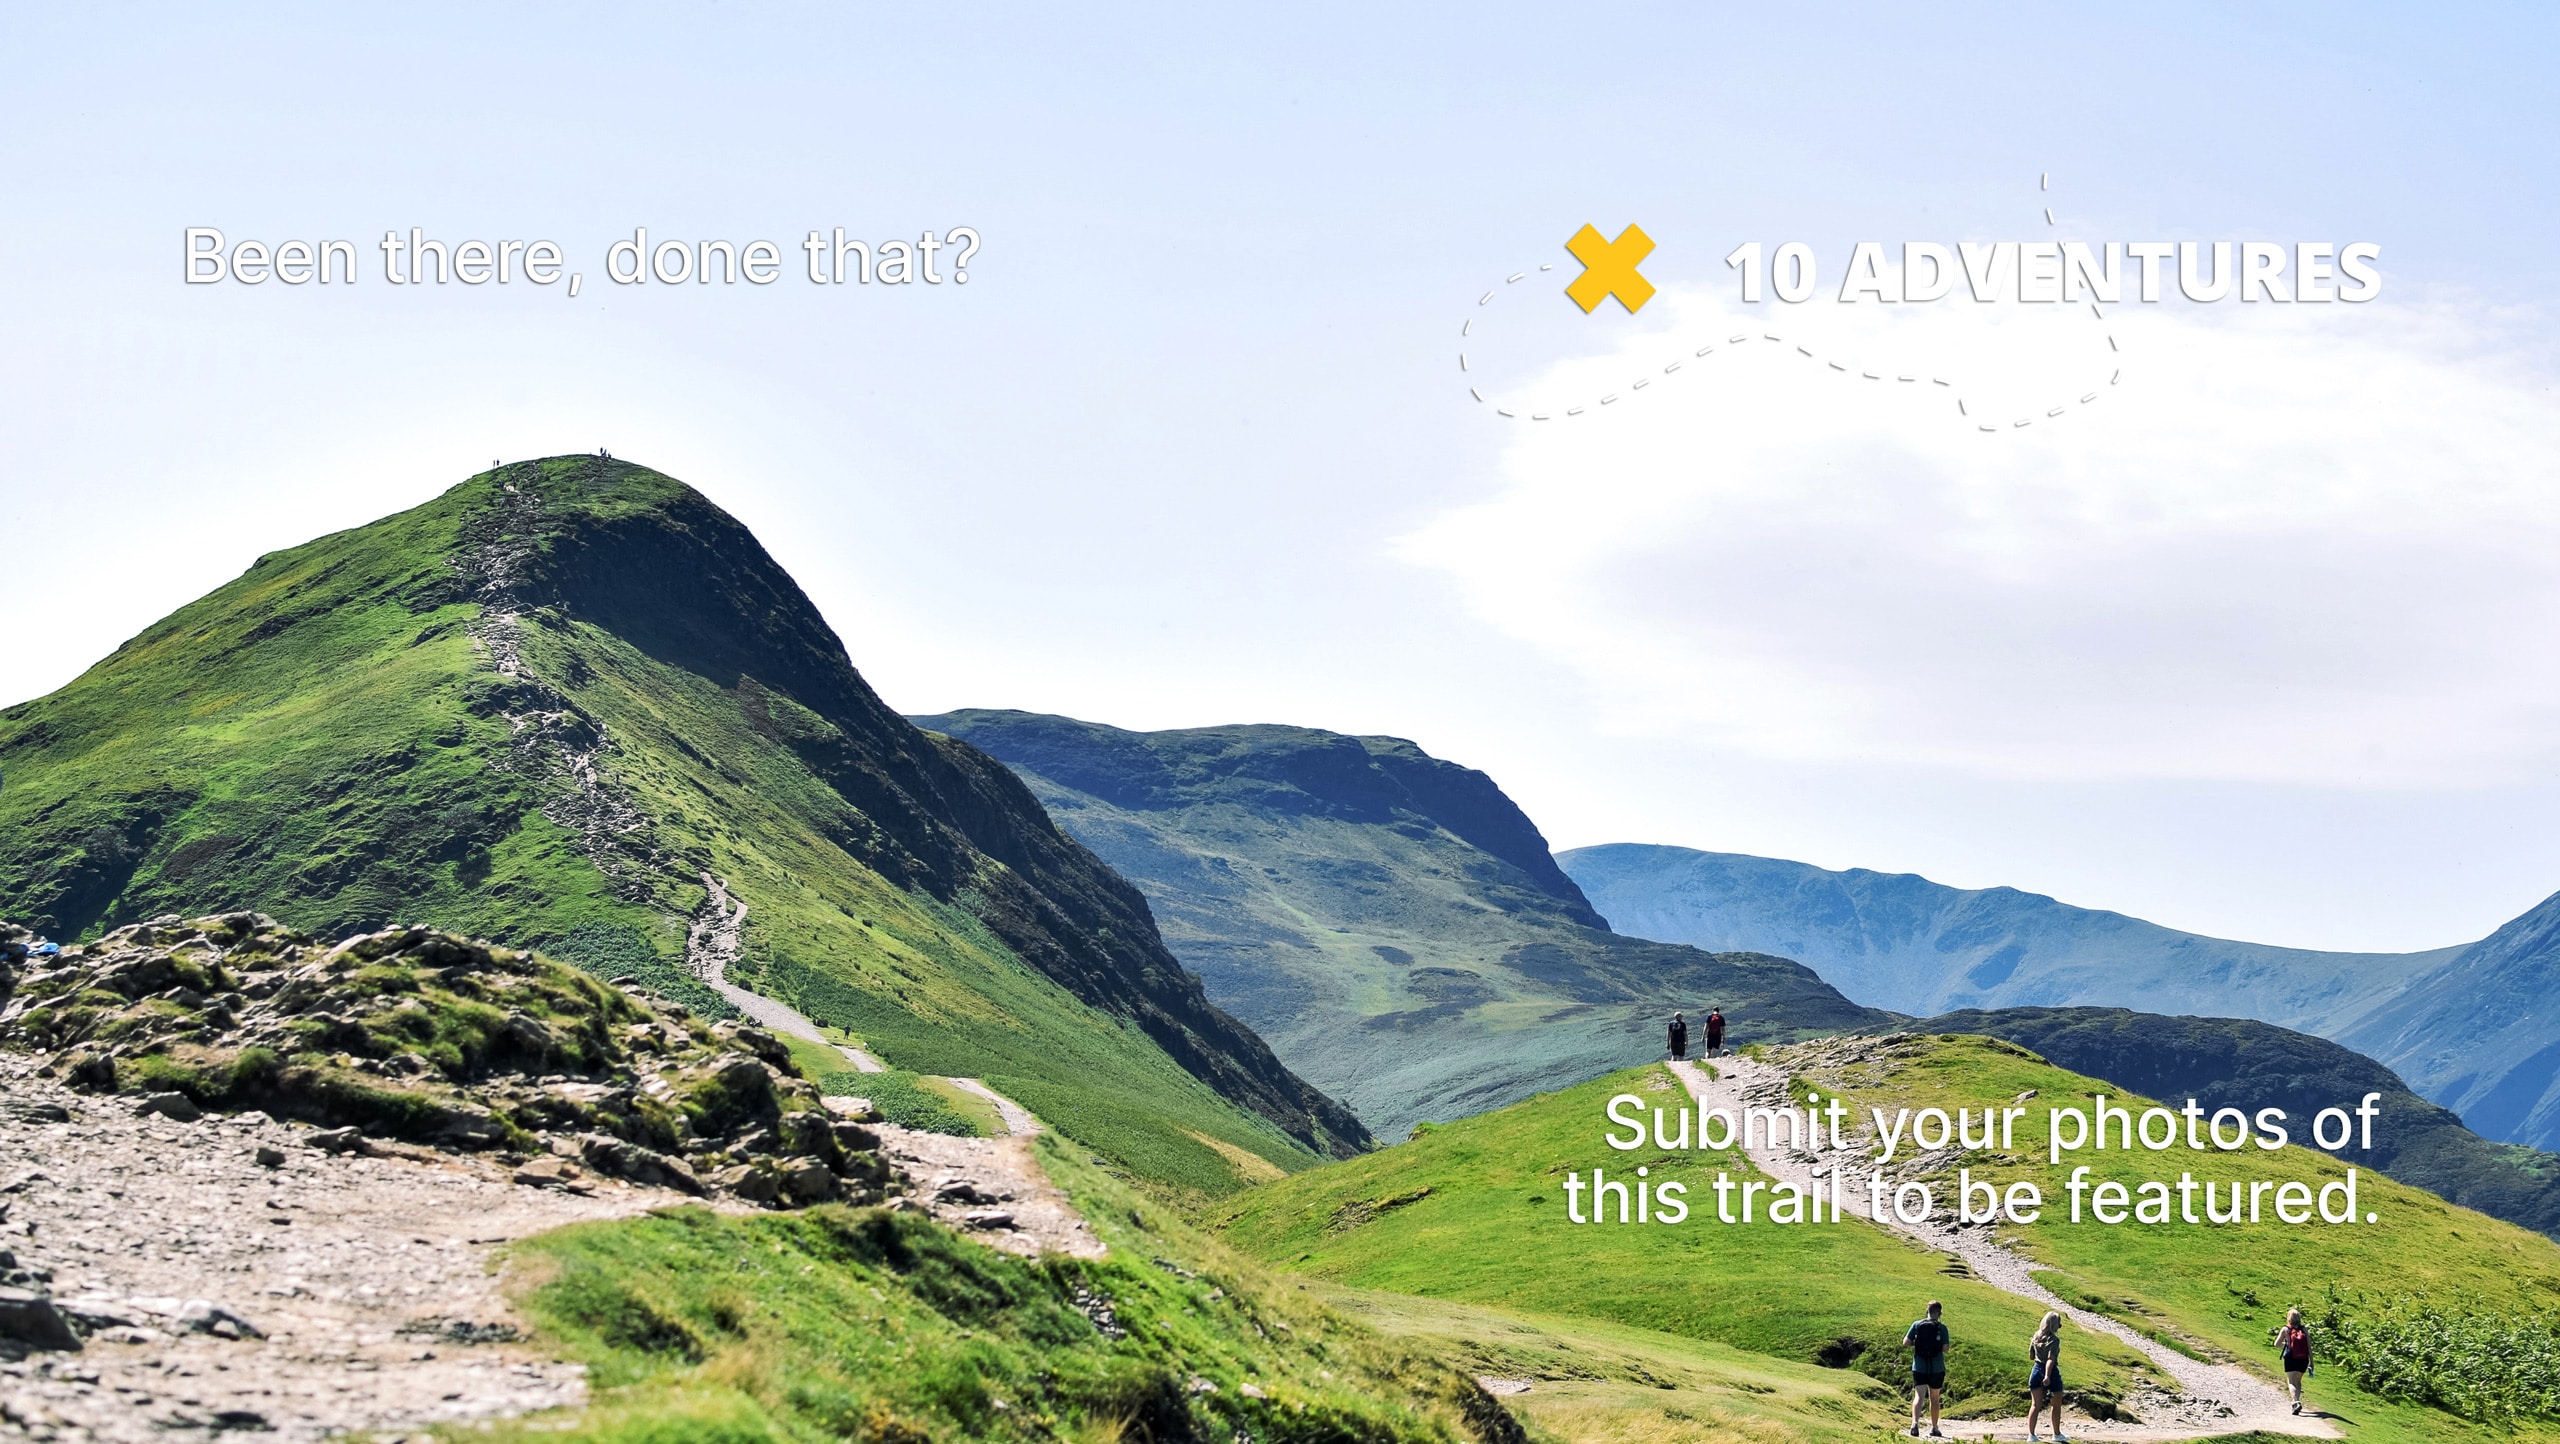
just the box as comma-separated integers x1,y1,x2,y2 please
3,2,2556,953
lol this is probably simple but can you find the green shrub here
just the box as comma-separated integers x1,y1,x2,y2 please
2317,1286,2560,1424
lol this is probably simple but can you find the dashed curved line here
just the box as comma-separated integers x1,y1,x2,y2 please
1463,174,2124,432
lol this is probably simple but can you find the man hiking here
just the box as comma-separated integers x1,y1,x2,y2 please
1905,1299,1949,1436
2278,1307,2313,1414
1704,1007,1726,1059
1667,1011,1689,1061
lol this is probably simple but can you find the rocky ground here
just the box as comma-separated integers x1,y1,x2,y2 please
0,1058,690,1441
0,913,1108,1441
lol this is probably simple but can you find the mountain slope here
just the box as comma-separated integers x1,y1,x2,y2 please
1561,843,2443,1028
2336,890,2560,1151
1912,1006,2560,1241
0,456,1366,1191
1217,1043,2560,1443
909,711,1889,1139
1562,844,2560,1152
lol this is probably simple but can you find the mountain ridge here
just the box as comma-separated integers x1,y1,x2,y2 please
0,456,1366,1186
1563,841,2560,1152
912,709,1890,1138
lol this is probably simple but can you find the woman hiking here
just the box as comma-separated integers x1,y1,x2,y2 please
2278,1307,2313,1414
2027,1311,2066,1441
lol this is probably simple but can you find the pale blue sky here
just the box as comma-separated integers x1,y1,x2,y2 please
3,2,2556,951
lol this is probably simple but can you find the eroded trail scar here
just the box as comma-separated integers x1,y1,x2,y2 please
679,875,1043,1142
684,872,887,1074
1667,1055,2335,1441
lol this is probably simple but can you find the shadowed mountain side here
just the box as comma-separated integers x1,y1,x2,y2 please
913,711,1890,1139
0,457,1367,1188
2337,888,2560,1153
1914,1006,2560,1242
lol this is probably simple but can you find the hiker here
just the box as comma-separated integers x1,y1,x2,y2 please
2028,1310,2066,1441
1667,1011,1689,1061
1904,1299,1948,1437
1704,1007,1726,1059
2278,1307,2313,1414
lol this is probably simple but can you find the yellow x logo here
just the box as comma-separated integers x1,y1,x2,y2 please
1564,223,1656,314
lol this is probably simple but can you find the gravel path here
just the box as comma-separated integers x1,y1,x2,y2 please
685,874,1049,1141
0,1062,695,1443
687,874,885,1074
944,1079,1041,1137
1669,1055,2336,1441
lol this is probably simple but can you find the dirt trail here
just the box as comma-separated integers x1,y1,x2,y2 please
1668,1055,2336,1442
684,875,1045,1139
686,874,886,1074
0,1063,694,1442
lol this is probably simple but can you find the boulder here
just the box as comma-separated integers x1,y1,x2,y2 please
307,1127,369,1154
711,1163,780,1204
0,1289,80,1351
135,1092,203,1123
778,1159,839,1204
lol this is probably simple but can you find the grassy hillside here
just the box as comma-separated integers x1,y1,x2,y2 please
0,457,1363,1197
487,1136,1516,1444
1211,1066,2158,1419
914,712,1889,1139
1918,1006,2560,1241
1216,1041,2560,1440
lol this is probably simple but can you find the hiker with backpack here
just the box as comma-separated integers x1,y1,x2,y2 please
2028,1310,2067,1441
1704,1007,1726,1059
1905,1299,1949,1437
2278,1307,2313,1414
1667,1011,1689,1061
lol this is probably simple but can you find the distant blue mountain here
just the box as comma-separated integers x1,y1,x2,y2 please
1561,843,2560,1151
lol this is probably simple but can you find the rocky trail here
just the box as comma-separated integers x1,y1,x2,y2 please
1669,1052,2335,1442
0,1060,680,1442
0,912,1104,1441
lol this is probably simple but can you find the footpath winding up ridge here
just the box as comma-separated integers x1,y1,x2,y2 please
686,874,887,1075
1670,1053,2334,1442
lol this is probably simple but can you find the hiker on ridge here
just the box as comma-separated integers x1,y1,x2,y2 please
1904,1299,1948,1437
1704,1007,1726,1059
2278,1307,2313,1415
1667,1011,1689,1061
2027,1310,2066,1441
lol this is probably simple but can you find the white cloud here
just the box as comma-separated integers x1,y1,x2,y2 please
1401,287,2560,786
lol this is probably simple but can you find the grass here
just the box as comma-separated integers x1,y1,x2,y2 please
1307,1283,1916,1442
0,457,1337,1199
483,1135,1506,1444
1210,1065,2158,1421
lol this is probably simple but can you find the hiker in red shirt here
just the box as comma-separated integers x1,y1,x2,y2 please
1704,1007,1726,1059
2278,1308,2313,1415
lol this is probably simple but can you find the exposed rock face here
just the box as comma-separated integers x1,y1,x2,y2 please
0,912,886,1207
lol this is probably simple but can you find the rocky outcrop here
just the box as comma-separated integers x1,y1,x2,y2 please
0,912,885,1208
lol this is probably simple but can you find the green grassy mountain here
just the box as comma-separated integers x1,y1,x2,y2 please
1215,1039,2560,1441
907,711,1889,1140
0,456,1366,1195
1913,1005,2560,1242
